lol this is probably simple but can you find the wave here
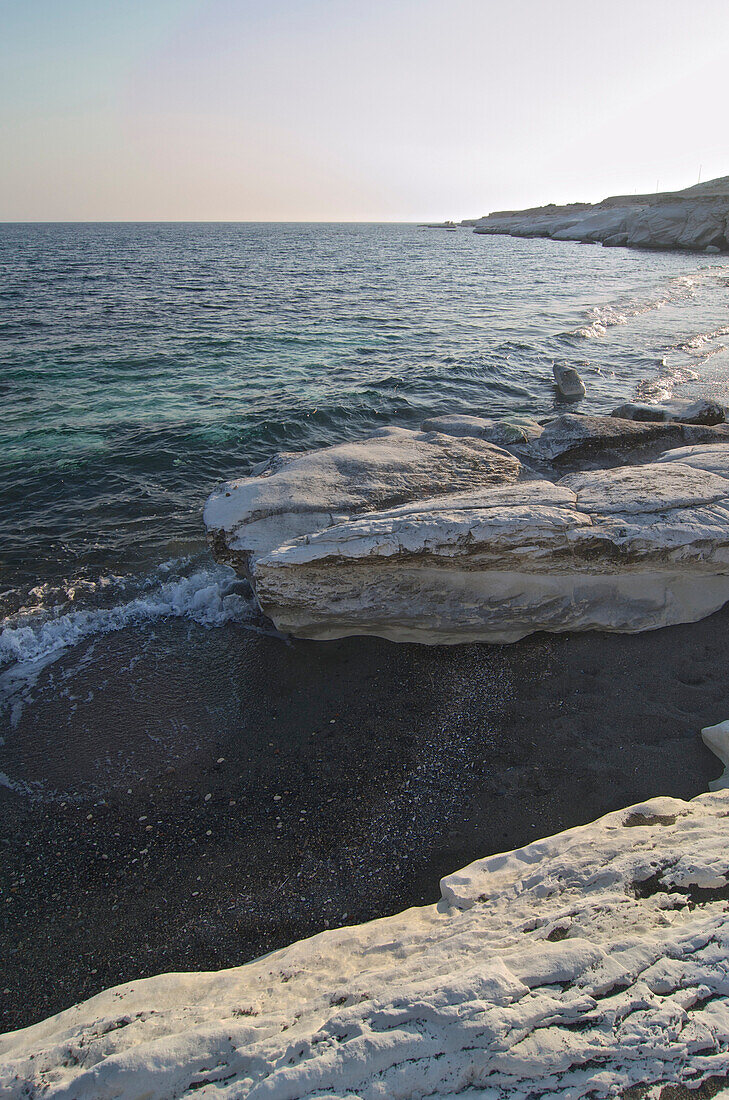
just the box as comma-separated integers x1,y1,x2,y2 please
635,365,700,404
635,318,729,403
673,324,729,358
0,562,261,729
569,310,627,341
562,271,718,341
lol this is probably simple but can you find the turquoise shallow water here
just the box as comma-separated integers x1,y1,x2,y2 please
1,222,728,703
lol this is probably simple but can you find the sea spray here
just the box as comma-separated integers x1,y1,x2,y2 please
0,563,260,728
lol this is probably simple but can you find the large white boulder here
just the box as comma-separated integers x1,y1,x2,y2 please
204,421,729,644
204,426,521,574
4,790,729,1098
250,459,729,642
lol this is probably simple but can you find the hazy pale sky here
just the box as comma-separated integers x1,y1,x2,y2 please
2,0,728,221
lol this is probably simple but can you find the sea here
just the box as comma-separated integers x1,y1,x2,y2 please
1,222,729,742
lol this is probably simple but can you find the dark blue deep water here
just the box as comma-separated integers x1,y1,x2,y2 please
1,222,728,710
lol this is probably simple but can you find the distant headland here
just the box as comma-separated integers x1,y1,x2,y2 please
464,175,729,253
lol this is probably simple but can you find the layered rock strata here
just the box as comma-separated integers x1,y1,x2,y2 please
205,418,729,644
471,175,729,253
205,427,522,573
4,789,729,1098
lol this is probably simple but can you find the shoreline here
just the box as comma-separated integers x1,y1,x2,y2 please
2,608,727,1033
2,226,729,1085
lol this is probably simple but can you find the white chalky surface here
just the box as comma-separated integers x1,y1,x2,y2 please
3,791,729,1098
250,457,729,642
203,426,521,562
205,423,729,642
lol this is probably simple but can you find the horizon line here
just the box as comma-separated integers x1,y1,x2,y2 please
0,218,467,226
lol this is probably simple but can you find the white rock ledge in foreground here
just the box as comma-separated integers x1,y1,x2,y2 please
205,422,729,643
3,791,729,1098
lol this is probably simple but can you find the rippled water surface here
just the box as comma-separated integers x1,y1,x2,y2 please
1,222,728,709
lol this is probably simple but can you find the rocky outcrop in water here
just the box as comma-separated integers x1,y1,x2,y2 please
204,416,729,644
471,176,729,253
526,413,729,467
4,786,729,1099
553,362,586,399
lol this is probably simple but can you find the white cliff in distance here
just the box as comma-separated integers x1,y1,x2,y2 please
470,176,729,253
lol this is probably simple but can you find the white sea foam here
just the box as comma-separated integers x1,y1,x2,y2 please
675,323,729,357
567,273,706,341
635,362,702,403
571,305,629,340
0,566,252,666
576,269,729,402
635,323,729,403
0,563,258,728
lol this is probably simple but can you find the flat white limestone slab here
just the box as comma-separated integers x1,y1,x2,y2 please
3,791,729,1098
658,443,729,477
204,426,521,567
559,461,729,515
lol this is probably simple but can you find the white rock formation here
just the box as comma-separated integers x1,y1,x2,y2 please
4,790,729,1099
204,426,521,574
657,442,729,477
472,176,729,253
701,721,729,790
205,419,729,643
250,459,729,642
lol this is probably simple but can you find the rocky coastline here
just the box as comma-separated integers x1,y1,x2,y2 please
5,401,729,1094
468,175,729,254
5,308,729,1093
5,780,729,1098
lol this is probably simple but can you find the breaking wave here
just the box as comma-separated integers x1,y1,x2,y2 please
565,273,702,341
0,561,260,727
670,325,729,367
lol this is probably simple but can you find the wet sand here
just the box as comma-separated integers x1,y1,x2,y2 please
1,609,727,1033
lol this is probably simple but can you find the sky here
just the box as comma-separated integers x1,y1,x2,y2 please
2,0,729,222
